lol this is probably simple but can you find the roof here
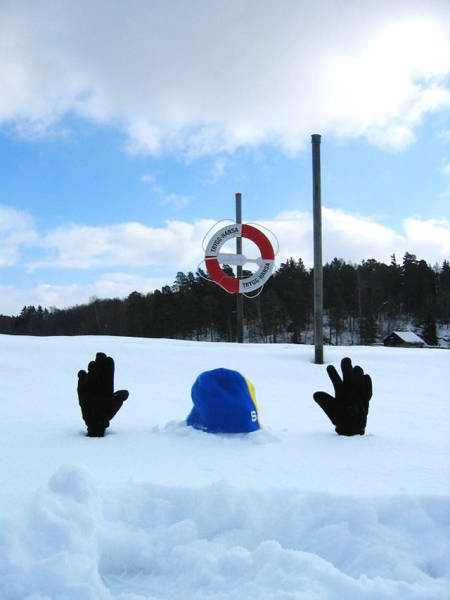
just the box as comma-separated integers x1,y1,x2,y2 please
392,331,424,344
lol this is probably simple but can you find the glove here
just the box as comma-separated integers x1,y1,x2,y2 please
313,357,372,436
77,352,129,437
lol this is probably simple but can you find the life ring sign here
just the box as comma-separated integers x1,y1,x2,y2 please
205,223,275,293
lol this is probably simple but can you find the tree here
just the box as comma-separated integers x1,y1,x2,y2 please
437,260,450,324
0,253,446,346
401,253,436,319
272,258,312,343
359,313,377,345
421,314,438,346
126,291,149,337
324,259,355,344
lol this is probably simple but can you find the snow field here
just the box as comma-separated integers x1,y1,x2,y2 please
0,335,449,599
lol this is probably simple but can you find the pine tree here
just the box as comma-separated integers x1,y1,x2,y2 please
359,312,377,345
421,314,438,346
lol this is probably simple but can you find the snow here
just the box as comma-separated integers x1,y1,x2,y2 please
0,334,449,600
392,331,425,344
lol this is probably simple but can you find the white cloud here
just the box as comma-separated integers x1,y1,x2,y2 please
1,1,449,156
0,274,168,316
440,160,450,196
322,208,406,264
140,173,154,183
146,179,191,209
3,203,448,276
0,205,38,266
0,284,81,315
0,203,444,275
28,219,215,270
90,272,169,298
202,157,228,184
403,217,450,258
262,209,402,266
261,209,449,267
2,206,449,314
159,193,190,209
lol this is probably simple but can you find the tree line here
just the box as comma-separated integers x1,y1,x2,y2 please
1,253,449,346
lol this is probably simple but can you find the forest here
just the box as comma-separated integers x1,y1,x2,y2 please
1,253,449,347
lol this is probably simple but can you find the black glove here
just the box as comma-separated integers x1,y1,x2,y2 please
313,357,372,436
77,352,129,437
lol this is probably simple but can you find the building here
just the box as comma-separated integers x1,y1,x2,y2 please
383,331,425,348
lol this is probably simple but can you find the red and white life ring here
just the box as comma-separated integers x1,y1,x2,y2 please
205,224,275,293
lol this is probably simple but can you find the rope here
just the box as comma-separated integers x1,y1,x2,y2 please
201,219,235,252
197,260,236,294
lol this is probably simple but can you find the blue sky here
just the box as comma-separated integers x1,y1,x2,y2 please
1,0,449,315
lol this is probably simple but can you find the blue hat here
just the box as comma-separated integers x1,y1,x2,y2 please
187,368,261,434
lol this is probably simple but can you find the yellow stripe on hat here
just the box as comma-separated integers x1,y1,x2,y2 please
243,376,261,427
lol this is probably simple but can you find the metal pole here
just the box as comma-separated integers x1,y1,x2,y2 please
311,134,324,364
235,193,244,343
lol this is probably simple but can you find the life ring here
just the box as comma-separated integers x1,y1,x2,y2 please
205,224,275,293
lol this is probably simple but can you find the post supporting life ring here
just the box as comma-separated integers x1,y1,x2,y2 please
205,224,275,293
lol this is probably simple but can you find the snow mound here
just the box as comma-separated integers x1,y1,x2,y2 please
1,466,449,600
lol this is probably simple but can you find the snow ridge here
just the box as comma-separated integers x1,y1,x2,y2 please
2,466,449,600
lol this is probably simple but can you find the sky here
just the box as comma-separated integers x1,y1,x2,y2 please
0,0,449,316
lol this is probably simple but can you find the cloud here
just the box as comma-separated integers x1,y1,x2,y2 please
144,177,191,209
1,1,449,156
140,174,154,183
403,217,450,259
28,219,215,270
159,193,190,209
89,272,169,298
440,159,450,196
0,274,168,316
202,157,228,184
1,205,449,314
261,209,449,267
2,203,448,275
0,205,38,266
259,209,402,266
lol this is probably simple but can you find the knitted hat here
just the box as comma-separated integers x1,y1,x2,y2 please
187,368,261,433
